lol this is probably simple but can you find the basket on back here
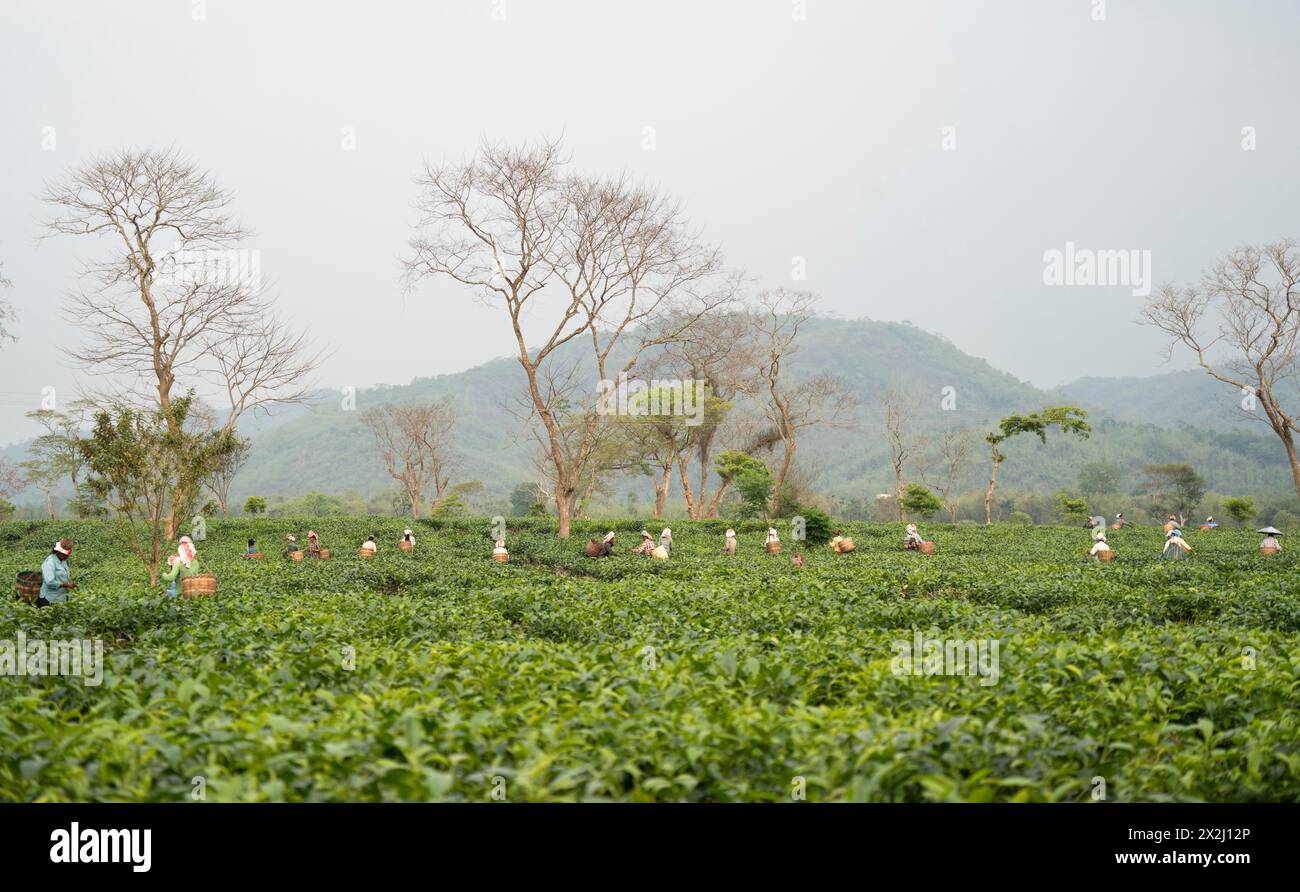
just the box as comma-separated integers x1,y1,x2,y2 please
1097,550,1115,562
584,540,602,558
290,551,304,562
766,541,782,554
831,537,855,554
245,552,265,560
308,548,330,560
181,574,217,600
359,547,376,559
399,540,413,552
1260,546,1279,556
15,571,41,604
919,541,935,555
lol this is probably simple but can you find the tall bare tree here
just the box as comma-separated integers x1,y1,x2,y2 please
361,400,458,518
658,306,752,517
403,138,726,536
42,148,319,536
879,388,920,521
0,260,14,345
925,427,976,522
1143,239,1300,499
750,289,857,511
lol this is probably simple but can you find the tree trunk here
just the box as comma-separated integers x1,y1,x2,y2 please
677,455,697,519
653,463,672,518
984,455,1001,525
772,436,796,513
45,491,55,520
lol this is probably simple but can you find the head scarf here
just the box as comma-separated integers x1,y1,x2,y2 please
725,528,735,538
404,528,413,537
661,528,671,539
640,530,652,539
766,527,779,542
52,538,72,556
906,524,918,534
308,530,318,540
603,531,616,543
286,534,297,542
171,536,196,567
494,538,506,549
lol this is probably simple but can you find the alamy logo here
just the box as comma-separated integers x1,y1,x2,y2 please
596,373,706,427
161,248,262,292
1042,242,1151,297
891,630,1000,686
0,632,103,686
50,823,151,872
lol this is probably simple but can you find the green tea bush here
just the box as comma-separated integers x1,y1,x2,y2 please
1,517,1298,802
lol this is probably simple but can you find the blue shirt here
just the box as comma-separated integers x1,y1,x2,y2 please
40,553,71,604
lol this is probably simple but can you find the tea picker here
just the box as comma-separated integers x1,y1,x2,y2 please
632,530,656,555
1257,526,1283,555
20,538,77,607
160,536,201,597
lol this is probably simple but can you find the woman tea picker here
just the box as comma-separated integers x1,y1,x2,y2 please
1161,527,1192,561
38,538,76,607
161,535,202,596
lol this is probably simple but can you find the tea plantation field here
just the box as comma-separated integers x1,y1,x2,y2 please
2,518,1299,802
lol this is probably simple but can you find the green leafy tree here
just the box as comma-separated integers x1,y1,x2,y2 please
81,397,239,583
984,407,1091,524
901,483,944,520
1136,463,1206,520
1221,496,1255,526
0,498,15,521
716,451,774,519
243,495,267,515
1056,492,1089,524
1078,461,1123,498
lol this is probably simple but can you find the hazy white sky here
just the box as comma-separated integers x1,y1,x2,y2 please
2,0,1298,442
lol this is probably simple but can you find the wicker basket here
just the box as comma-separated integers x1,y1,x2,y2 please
15,571,41,604
919,541,935,555
1110,523,1122,530
766,541,782,554
245,552,265,560
290,551,303,562
492,552,509,563
181,574,217,599
359,547,376,558
399,540,413,552
1097,550,1115,562
835,537,856,554
1260,546,1279,556
308,548,330,560
584,540,602,558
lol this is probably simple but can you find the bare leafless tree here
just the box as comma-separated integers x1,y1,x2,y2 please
922,427,976,522
0,260,14,345
879,388,921,521
361,400,458,518
1143,239,1300,499
403,138,727,536
41,148,319,535
749,289,858,510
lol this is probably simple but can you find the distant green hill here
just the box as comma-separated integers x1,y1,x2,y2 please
5,317,1292,516
224,317,1292,510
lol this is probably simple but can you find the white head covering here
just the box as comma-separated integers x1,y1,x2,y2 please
766,527,778,540
725,528,735,538
640,530,652,539
603,531,616,543
661,528,671,539
53,539,71,555
494,538,506,549
906,524,918,533
404,528,413,536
